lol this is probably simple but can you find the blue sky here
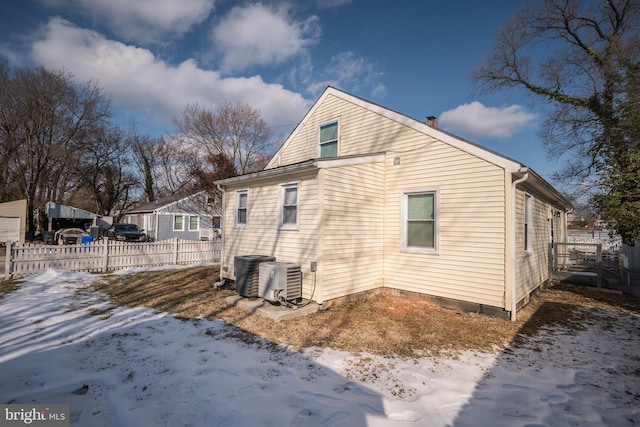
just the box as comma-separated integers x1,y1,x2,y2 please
0,0,564,182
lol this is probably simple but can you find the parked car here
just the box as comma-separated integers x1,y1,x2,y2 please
104,223,147,242
54,228,90,245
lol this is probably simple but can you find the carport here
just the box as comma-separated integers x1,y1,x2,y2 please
45,202,112,240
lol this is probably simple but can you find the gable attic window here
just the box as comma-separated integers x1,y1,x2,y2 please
235,189,248,227
402,190,438,253
279,182,298,229
319,120,339,158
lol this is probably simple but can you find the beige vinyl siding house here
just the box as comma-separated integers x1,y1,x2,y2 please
514,187,568,309
221,168,321,302
319,161,385,302
384,156,508,309
216,87,572,320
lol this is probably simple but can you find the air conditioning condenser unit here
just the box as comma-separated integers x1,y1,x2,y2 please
258,262,302,304
234,255,276,297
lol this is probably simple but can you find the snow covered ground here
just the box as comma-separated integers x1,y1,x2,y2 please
0,268,638,426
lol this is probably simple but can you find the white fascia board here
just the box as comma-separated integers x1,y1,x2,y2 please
518,168,573,211
155,191,206,213
215,160,318,188
216,152,385,189
315,153,385,169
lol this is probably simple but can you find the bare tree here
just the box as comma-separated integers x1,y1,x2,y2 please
190,152,238,196
0,66,111,237
152,135,198,196
473,0,640,241
73,125,138,217
474,0,638,179
131,133,159,202
0,60,20,202
172,100,275,176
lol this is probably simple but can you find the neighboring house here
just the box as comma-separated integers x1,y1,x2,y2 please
123,191,219,241
214,87,573,320
0,199,27,245
567,213,596,230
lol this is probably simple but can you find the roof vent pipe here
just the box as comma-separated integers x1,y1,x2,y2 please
426,116,438,128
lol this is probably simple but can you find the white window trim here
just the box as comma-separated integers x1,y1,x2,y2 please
173,214,185,231
524,193,532,253
148,214,156,231
278,181,299,230
401,189,439,254
235,189,248,228
318,118,340,158
188,215,200,231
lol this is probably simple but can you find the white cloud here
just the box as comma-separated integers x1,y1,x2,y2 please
211,3,320,73
306,51,386,98
0,43,22,67
315,0,352,8
53,0,216,44
438,102,537,140
30,17,310,131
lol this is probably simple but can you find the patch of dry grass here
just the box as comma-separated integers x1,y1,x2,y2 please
93,267,228,317
89,266,640,358
0,279,19,298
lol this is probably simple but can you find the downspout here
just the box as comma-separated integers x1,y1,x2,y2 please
216,184,226,283
510,168,529,321
153,209,159,241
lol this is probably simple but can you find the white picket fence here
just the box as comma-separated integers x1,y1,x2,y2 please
4,238,221,279
567,234,622,253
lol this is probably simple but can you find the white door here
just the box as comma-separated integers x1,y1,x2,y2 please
0,217,20,245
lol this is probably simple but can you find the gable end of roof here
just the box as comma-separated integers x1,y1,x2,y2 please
266,86,524,172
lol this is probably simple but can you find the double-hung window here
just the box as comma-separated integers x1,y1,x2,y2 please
173,215,184,231
189,215,199,231
235,189,248,227
402,190,437,253
279,182,298,229
319,120,339,158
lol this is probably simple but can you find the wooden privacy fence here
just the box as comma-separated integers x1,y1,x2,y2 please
4,238,221,279
619,240,640,272
617,241,640,295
